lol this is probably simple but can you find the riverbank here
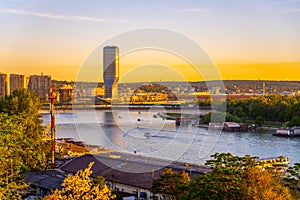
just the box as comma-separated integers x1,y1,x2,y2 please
56,138,113,159
158,112,283,133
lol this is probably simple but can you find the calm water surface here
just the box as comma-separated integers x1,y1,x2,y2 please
42,109,300,165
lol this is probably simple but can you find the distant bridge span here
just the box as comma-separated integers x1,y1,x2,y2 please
58,96,111,105
45,96,217,110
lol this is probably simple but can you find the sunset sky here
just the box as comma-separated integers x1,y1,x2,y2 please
0,0,300,81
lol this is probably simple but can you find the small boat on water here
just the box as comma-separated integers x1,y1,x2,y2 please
274,126,300,137
144,132,151,138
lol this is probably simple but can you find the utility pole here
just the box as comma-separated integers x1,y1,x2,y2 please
49,88,56,169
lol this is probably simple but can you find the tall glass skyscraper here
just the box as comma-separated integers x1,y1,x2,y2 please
103,46,119,98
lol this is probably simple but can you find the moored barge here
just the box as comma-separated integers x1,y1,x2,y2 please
274,126,300,137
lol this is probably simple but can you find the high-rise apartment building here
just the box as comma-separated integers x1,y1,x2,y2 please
103,46,119,98
10,74,25,94
0,73,7,98
28,75,51,101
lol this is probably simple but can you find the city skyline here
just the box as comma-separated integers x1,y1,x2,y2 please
0,0,300,81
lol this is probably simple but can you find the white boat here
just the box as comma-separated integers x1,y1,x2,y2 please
274,126,300,137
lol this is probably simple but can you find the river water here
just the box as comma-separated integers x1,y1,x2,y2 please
42,109,300,165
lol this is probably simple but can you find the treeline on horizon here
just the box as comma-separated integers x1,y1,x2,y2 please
199,95,300,127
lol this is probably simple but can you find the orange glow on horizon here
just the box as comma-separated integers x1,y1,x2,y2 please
217,62,300,81
1,46,300,82
1,62,300,82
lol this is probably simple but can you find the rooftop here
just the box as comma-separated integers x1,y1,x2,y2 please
25,169,65,190
60,152,210,189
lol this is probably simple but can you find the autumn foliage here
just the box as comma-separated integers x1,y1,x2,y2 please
151,153,299,200
45,162,116,200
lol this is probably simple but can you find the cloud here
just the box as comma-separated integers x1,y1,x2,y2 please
0,8,129,23
177,8,209,13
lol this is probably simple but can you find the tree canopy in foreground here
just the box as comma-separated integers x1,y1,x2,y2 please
152,153,299,200
0,89,49,199
45,162,116,200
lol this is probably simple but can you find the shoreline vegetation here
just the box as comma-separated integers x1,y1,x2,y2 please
161,112,282,132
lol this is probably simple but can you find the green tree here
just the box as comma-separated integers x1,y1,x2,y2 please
0,89,48,171
0,180,28,200
185,153,294,200
45,162,116,200
284,163,300,195
286,116,300,127
187,167,243,200
184,153,250,200
0,88,41,116
274,103,289,122
220,95,300,124
225,112,241,122
151,153,297,200
0,114,29,199
233,106,246,118
203,112,225,124
0,89,49,198
287,102,300,121
255,116,265,126
151,168,190,200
